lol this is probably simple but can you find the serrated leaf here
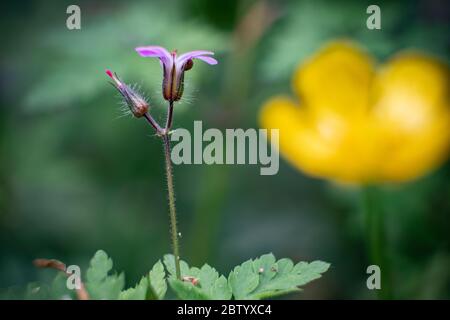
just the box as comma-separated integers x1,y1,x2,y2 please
163,254,193,279
168,279,209,300
198,264,232,300
210,275,232,300
291,260,330,287
252,253,277,287
228,254,330,299
228,260,259,300
148,260,167,300
119,277,148,300
163,254,231,300
117,260,167,300
85,250,125,300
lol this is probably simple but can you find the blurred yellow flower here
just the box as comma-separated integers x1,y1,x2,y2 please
260,41,450,183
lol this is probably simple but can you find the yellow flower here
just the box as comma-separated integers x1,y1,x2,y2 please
260,41,450,183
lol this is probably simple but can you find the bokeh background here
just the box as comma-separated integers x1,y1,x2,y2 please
0,0,449,299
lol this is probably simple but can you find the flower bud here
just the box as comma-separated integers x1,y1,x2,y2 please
184,59,194,71
106,69,149,117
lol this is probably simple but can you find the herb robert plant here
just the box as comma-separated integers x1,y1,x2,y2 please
260,41,450,184
106,46,217,280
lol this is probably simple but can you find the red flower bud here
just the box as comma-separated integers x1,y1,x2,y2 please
105,69,149,118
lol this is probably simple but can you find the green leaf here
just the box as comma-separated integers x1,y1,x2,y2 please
49,272,75,300
85,250,125,300
210,275,232,300
252,253,277,288
118,260,167,300
228,253,330,299
8,270,75,300
228,259,260,300
291,260,330,286
119,277,148,300
168,279,209,300
24,282,50,300
197,264,232,300
163,254,231,300
163,254,191,279
148,260,167,300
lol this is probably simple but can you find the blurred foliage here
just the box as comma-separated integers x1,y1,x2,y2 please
259,0,448,83
0,0,449,299
14,1,228,112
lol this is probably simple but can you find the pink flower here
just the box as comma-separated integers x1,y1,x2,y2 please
135,46,217,102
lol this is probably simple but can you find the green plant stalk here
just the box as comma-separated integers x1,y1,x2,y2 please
160,100,181,280
162,132,181,280
362,186,392,299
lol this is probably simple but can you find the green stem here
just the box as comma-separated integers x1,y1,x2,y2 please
162,132,181,280
362,186,392,299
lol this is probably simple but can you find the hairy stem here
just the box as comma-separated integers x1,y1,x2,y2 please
165,101,174,132
162,133,181,280
161,100,181,280
143,112,163,134
142,101,181,280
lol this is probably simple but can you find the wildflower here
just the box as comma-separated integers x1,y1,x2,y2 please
135,46,218,102
260,41,450,183
105,69,149,118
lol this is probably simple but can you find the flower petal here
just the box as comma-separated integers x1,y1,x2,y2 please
372,53,449,132
105,69,123,88
259,96,380,183
176,50,218,66
293,41,374,116
135,46,173,65
173,51,217,93
371,53,450,182
192,55,218,65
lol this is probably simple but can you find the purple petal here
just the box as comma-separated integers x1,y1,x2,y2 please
176,50,218,66
135,46,173,65
192,55,218,65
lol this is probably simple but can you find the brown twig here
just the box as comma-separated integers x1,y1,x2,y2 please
33,258,90,300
